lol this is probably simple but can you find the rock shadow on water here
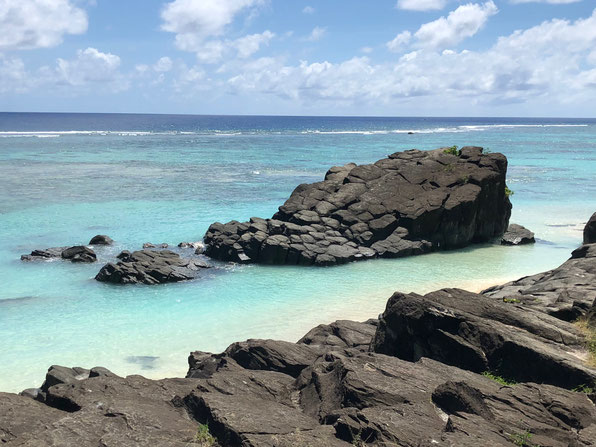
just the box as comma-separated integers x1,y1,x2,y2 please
125,355,159,370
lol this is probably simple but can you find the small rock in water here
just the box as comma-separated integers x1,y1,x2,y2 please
500,224,535,245
95,249,211,285
143,242,168,249
61,246,97,263
20,247,67,261
88,235,113,245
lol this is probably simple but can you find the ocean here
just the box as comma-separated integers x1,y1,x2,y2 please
1,113,595,393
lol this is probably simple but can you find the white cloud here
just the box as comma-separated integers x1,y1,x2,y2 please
361,47,374,54
53,48,126,90
0,55,32,92
413,1,498,50
387,31,412,52
161,0,265,51
510,0,580,3
396,0,447,11
154,57,173,72
234,30,275,58
302,6,315,14
306,26,327,42
222,8,596,110
0,0,87,50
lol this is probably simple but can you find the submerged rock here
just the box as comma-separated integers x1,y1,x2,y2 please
204,147,512,266
501,223,535,245
88,234,113,245
21,245,96,263
143,242,168,249
95,249,210,285
20,247,67,261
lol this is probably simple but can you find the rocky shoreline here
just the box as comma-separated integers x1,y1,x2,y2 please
2,212,595,446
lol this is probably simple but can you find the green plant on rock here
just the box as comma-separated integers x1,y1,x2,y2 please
572,383,595,394
482,371,517,386
503,298,521,304
193,423,217,446
458,175,470,185
509,431,536,447
505,187,514,197
443,145,461,156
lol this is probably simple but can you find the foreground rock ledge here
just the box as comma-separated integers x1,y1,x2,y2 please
204,147,512,266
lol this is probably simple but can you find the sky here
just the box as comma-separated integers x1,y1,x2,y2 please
1,0,595,116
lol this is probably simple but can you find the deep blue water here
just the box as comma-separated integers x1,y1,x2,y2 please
0,113,595,392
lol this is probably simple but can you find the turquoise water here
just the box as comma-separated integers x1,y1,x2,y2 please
1,114,595,392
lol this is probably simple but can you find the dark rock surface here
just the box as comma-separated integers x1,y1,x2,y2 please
95,249,210,285
143,242,169,249
585,212,596,244
21,245,96,263
61,245,97,263
484,242,596,321
204,147,512,265
372,288,596,389
501,223,535,245
88,234,113,245
20,246,67,261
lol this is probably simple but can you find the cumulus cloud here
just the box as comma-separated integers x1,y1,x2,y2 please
302,6,315,14
413,1,498,50
387,31,412,52
0,55,32,92
396,0,447,11
154,56,173,72
52,48,127,90
194,30,275,63
234,30,275,58
0,0,88,51
223,8,596,109
161,0,265,51
306,26,327,42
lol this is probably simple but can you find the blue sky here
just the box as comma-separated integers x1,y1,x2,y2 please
1,0,595,116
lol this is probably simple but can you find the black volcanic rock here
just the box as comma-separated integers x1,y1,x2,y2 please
501,223,535,245
585,212,596,244
371,288,596,389
21,245,96,263
95,249,210,285
88,234,113,245
484,243,596,321
61,245,97,263
20,247,67,261
204,147,512,265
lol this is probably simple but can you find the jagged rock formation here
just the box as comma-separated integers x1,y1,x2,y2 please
204,147,512,265
501,223,535,245
484,243,596,321
95,249,210,285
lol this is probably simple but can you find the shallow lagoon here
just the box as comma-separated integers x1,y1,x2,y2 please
1,114,595,392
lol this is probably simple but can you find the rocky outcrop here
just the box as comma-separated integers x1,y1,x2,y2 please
585,212,596,244
484,241,596,321
204,147,512,265
21,245,96,263
501,223,535,245
372,288,596,389
95,249,210,285
88,234,113,245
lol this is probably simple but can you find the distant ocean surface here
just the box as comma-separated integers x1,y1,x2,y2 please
1,113,595,392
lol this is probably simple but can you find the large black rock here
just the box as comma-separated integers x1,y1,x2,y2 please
204,147,512,265
95,249,210,285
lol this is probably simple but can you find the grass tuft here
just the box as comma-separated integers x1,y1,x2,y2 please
574,318,596,367
482,371,516,386
193,423,217,446
443,145,460,156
